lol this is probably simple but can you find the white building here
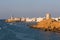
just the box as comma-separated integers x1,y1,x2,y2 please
14,18,20,21
52,18,58,21
21,17,26,22
45,13,51,19
26,18,36,22
36,17,43,22
58,17,60,22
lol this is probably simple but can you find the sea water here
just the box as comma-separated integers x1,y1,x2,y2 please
0,20,60,40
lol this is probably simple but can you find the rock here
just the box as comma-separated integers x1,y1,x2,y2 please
31,18,60,32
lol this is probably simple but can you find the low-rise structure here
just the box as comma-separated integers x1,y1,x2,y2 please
5,16,21,22
25,17,36,22
58,17,60,22
21,17,26,22
52,18,58,21
36,17,43,22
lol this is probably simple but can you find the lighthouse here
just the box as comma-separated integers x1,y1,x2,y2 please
45,12,51,19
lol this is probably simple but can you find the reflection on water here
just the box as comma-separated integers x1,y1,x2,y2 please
0,20,60,40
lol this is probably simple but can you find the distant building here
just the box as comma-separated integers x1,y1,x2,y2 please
21,17,26,22
26,18,36,22
45,13,51,19
58,17,60,22
14,18,21,21
52,18,58,21
36,17,43,22
5,16,21,22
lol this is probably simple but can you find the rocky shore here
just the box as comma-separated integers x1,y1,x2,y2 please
31,18,60,32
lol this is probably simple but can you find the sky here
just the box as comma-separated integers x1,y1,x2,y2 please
0,0,60,19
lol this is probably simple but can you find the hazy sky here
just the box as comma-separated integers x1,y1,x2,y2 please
0,0,60,19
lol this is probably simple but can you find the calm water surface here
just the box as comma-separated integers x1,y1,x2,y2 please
0,20,60,40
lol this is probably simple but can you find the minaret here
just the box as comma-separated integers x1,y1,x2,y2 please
45,12,51,19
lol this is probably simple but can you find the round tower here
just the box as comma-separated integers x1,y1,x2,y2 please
46,12,51,19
